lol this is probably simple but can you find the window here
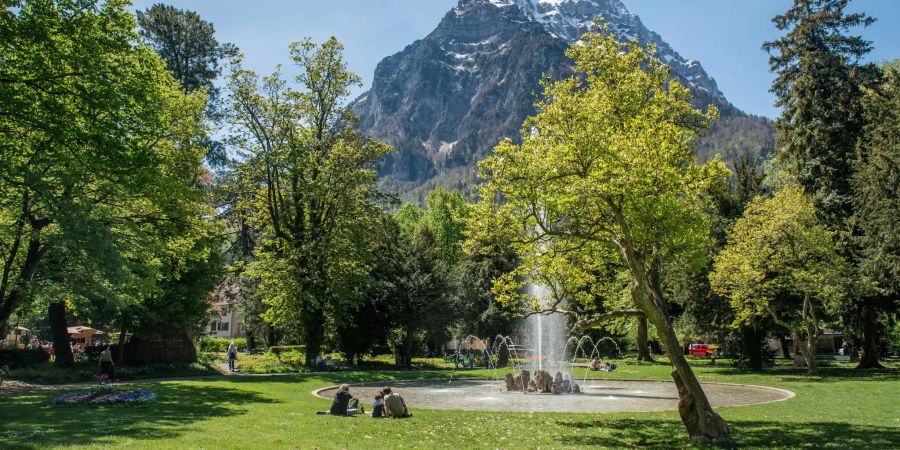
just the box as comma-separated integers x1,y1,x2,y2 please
219,322,229,331
209,321,217,333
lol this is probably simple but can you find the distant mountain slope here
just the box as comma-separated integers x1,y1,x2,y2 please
352,0,774,202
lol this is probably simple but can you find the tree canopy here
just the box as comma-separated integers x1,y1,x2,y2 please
227,37,392,365
0,0,212,352
710,186,849,373
470,25,731,445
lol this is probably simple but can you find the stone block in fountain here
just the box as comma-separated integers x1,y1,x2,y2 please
534,369,553,393
506,369,531,392
506,369,579,394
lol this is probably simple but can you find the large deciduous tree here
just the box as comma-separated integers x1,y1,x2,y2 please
0,0,209,364
228,37,391,366
471,27,732,445
710,187,849,374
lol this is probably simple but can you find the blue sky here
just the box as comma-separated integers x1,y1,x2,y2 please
130,1,900,119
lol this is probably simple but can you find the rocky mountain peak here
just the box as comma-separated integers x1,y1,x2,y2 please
352,0,772,201
449,0,725,104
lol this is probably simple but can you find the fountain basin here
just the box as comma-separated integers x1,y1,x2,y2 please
315,378,793,413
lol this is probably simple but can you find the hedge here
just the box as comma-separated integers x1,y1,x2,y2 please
269,345,305,356
0,348,50,369
198,337,247,353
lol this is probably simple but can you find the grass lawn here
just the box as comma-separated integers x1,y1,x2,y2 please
0,359,897,449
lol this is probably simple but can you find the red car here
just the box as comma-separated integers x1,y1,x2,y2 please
688,344,718,357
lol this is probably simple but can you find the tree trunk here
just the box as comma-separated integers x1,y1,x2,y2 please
791,331,805,367
742,325,763,371
498,343,510,367
0,230,45,335
302,303,324,368
618,236,731,445
49,302,74,367
246,331,257,352
804,329,818,375
636,315,653,362
856,304,884,369
264,324,276,348
0,196,30,336
802,295,819,375
650,304,731,445
778,334,791,359
629,277,731,445
402,328,415,369
117,323,127,365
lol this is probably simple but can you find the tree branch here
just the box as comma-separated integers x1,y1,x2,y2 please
572,309,644,333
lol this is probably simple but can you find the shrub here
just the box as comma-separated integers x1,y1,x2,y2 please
269,345,305,356
9,361,216,385
236,352,309,374
198,337,247,353
0,348,50,369
84,345,108,361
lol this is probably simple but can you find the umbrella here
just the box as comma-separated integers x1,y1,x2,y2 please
67,326,102,339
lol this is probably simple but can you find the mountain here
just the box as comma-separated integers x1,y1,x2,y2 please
352,0,775,202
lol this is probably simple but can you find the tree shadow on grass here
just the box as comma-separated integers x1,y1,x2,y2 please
707,366,900,383
553,417,900,449
0,382,276,449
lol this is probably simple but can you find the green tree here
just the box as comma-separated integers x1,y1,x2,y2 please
388,220,450,367
666,155,772,370
471,27,731,445
450,234,518,339
334,213,397,365
763,0,876,227
763,0,885,370
0,0,209,366
137,3,238,167
421,188,469,267
849,60,900,367
711,187,849,374
136,4,237,114
228,37,391,366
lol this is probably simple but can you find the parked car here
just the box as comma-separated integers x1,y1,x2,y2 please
688,343,718,357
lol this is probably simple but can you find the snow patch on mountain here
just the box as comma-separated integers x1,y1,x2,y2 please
476,0,724,102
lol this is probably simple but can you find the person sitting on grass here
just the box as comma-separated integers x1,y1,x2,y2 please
382,386,411,418
371,390,385,418
318,384,363,416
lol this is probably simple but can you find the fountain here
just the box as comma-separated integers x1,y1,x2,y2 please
318,328,794,412
319,307,795,412
380,285,793,412
498,283,582,394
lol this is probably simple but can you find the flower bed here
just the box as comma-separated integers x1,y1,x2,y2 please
53,387,156,405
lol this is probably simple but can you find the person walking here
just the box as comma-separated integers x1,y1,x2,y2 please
98,345,115,383
226,341,238,372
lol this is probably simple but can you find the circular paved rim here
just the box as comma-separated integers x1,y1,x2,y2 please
315,378,794,413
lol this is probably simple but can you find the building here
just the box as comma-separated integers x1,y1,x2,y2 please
207,300,245,339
